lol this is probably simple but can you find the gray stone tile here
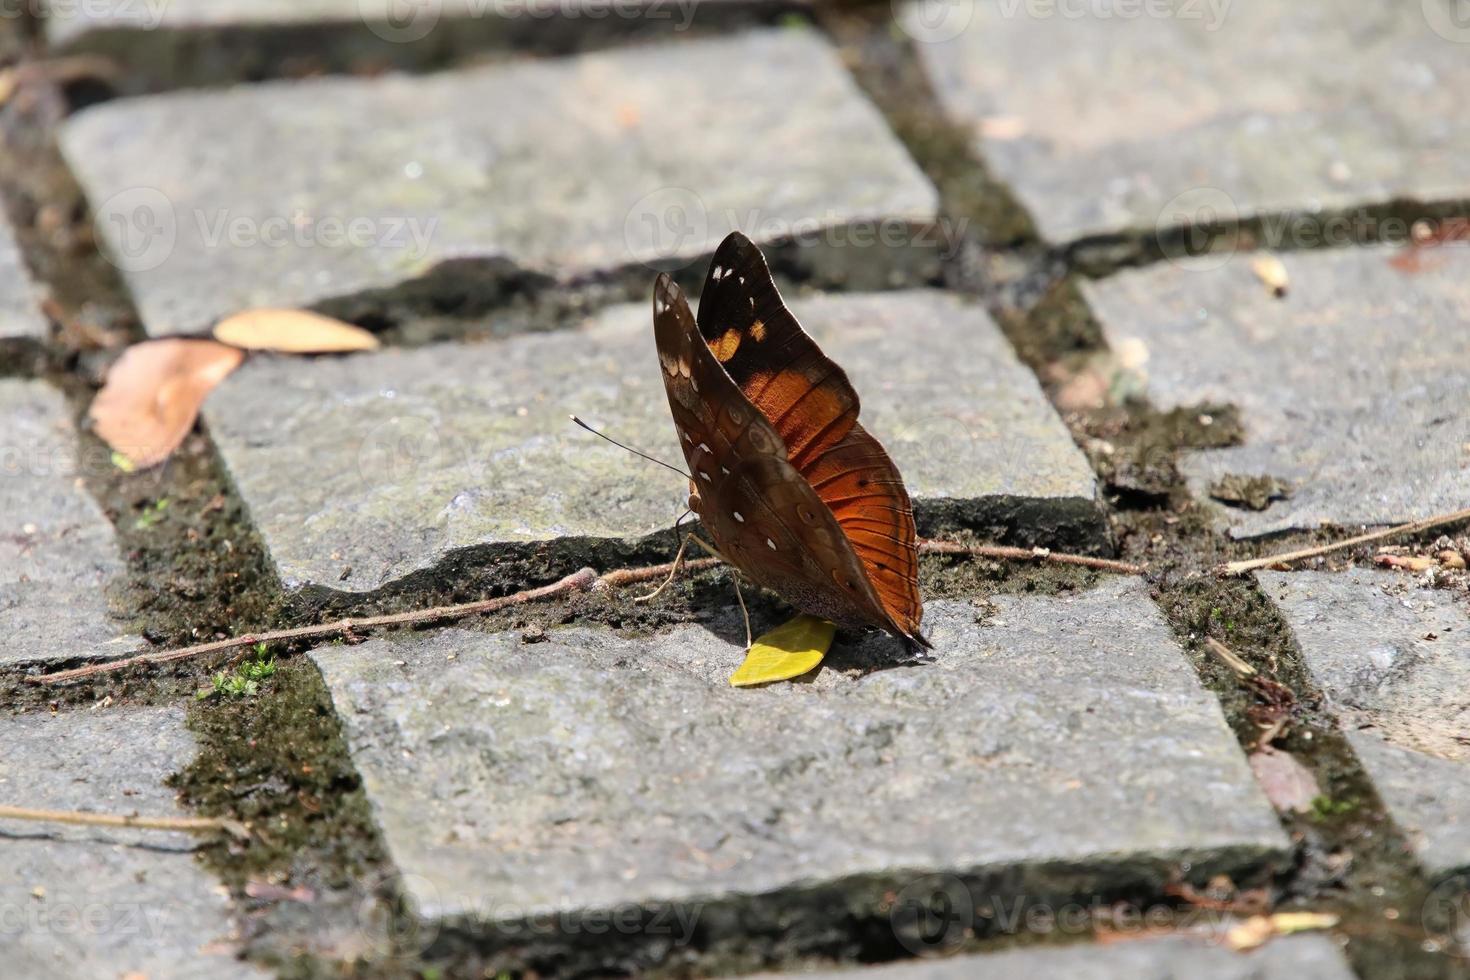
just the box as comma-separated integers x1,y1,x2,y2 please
311,579,1285,955
1261,569,1470,876
59,29,937,336
0,706,263,979
0,380,135,666
204,290,1101,596
1081,245,1470,537
753,934,1354,979
0,213,46,345
908,0,1470,244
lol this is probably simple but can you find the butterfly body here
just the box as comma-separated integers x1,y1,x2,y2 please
652,233,929,649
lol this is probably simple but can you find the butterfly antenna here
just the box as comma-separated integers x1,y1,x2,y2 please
569,415,691,480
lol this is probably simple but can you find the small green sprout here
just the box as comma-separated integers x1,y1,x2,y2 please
1308,796,1357,820
133,498,171,530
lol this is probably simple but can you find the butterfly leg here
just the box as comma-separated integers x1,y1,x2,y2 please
730,575,753,650
635,532,694,604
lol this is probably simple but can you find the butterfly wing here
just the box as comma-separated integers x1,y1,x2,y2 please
694,233,926,645
652,274,912,639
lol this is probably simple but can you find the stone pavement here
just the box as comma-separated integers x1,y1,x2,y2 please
61,28,937,337
0,707,262,979
910,0,1470,245
0,380,135,666
203,290,1100,597
1082,245,1470,538
6,3,1470,978
0,214,46,346
757,934,1355,979
311,582,1283,944
1262,570,1470,878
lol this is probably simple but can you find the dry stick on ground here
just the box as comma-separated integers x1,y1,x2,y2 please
1220,506,1470,577
27,543,1139,687
918,540,1146,575
0,804,249,839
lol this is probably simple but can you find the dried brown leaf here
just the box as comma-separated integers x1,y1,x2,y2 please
1374,553,1436,573
1248,746,1321,814
89,339,244,469
212,308,379,354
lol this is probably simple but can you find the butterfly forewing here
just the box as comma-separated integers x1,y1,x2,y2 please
692,234,926,645
696,234,861,468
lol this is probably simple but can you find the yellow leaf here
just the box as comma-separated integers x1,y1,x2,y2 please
729,615,835,688
212,308,379,354
1224,911,1338,951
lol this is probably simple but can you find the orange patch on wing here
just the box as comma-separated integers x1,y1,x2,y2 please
749,319,767,341
709,327,743,362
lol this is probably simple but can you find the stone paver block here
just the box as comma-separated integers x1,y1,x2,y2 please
910,0,1470,244
60,29,937,336
1262,569,1470,876
311,579,1285,950
0,706,262,979
0,213,46,345
1082,245,1470,537
204,290,1101,595
0,380,135,666
754,934,1354,979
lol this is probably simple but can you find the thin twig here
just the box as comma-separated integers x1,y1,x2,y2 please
919,540,1145,575
0,804,249,839
1203,637,1257,678
599,556,720,588
27,568,601,686
25,539,1143,687
1220,506,1470,576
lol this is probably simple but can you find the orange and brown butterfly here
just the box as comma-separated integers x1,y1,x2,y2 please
652,232,930,651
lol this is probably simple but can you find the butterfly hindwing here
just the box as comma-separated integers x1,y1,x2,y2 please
692,234,926,646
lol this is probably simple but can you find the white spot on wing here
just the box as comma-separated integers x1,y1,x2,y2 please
734,511,744,523
698,442,710,454
766,538,777,550
699,470,712,482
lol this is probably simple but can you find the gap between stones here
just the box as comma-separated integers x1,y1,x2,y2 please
43,3,814,100
827,8,1470,980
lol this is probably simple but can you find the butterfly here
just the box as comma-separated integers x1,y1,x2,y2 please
652,232,930,651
